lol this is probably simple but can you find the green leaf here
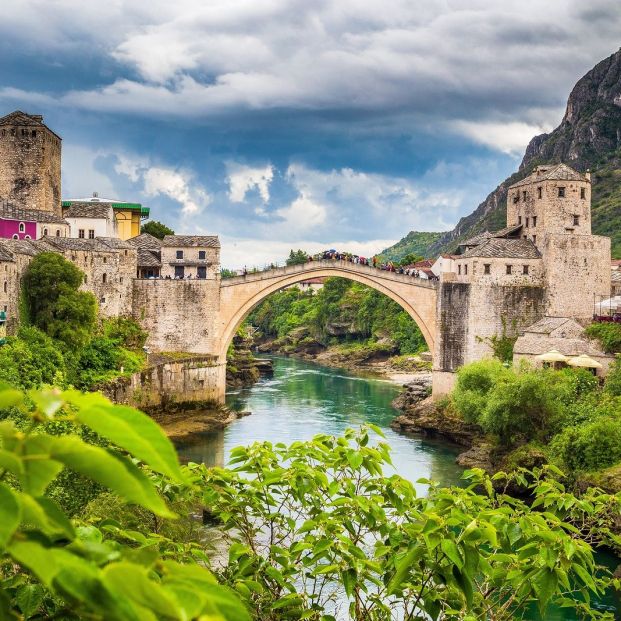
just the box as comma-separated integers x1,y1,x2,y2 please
16,584,45,619
48,435,174,518
19,494,75,539
20,435,63,496
0,387,24,410
534,568,558,615
453,566,473,608
441,539,463,569
0,482,21,548
67,392,185,483
387,547,417,594
0,449,23,477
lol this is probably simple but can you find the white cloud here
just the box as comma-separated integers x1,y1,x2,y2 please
113,155,211,216
274,196,327,230
449,120,553,156
226,162,274,203
62,145,121,199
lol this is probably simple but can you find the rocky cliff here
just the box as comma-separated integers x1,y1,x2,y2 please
388,48,621,258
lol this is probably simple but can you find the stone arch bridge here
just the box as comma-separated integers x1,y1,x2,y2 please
134,260,439,403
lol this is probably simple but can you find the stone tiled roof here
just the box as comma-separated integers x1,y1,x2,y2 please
492,224,523,238
509,163,587,189
42,237,114,252
137,249,162,268
161,235,220,248
460,231,492,247
521,317,577,335
460,238,541,260
128,233,162,250
0,245,15,262
63,204,112,219
98,237,135,250
0,111,45,127
0,239,41,257
0,203,67,224
611,271,621,282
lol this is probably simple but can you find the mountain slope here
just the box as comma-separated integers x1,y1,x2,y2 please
385,48,621,259
379,231,443,262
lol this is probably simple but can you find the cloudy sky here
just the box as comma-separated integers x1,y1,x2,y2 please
1,1,620,267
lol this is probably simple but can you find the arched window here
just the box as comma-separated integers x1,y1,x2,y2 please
24,235,31,240
18,222,25,233
43,228,48,236
56,229,60,237
3,282,7,293
12,234,18,240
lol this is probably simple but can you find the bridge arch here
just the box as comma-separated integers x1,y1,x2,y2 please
216,260,438,363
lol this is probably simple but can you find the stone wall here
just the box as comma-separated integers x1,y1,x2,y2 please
0,122,61,214
100,355,227,410
435,281,470,373
543,234,610,320
133,278,220,354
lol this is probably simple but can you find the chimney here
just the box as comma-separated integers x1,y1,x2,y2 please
585,170,591,182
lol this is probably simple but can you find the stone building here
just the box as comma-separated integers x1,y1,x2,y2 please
128,233,162,278
62,202,116,239
160,235,220,279
0,111,61,214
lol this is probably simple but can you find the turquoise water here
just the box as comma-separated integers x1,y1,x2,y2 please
177,355,620,620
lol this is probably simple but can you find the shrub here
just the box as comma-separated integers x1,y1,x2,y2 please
551,417,621,472
102,316,148,350
605,356,621,396
585,322,621,354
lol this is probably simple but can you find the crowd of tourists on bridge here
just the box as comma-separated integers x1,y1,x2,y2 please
309,250,439,280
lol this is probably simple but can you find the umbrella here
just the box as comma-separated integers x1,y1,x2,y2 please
566,354,603,369
535,350,569,363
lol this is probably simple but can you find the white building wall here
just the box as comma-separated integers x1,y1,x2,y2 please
65,217,115,239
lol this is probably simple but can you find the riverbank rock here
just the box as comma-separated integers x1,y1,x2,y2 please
391,397,481,447
154,407,250,443
391,374,432,410
456,442,495,471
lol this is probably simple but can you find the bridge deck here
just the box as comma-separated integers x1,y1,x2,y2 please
221,259,439,289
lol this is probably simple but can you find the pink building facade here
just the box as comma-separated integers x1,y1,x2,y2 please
0,217,36,240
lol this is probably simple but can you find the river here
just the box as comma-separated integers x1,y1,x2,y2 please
177,355,619,620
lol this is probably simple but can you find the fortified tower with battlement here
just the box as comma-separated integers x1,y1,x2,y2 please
0,111,62,215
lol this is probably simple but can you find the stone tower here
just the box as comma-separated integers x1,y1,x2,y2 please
0,111,62,215
506,163,609,320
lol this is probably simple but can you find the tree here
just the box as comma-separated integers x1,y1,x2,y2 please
141,220,175,239
286,249,309,265
398,252,424,266
0,385,249,620
22,252,97,351
202,426,617,620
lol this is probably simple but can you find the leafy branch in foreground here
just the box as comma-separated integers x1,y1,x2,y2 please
201,426,620,621
0,385,248,621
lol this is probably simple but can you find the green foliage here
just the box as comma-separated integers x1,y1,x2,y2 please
0,327,66,389
397,252,424,266
0,385,248,621
140,219,175,239
585,322,621,354
552,417,621,472
249,277,427,355
200,427,618,620
476,317,518,362
220,267,237,279
102,316,148,351
605,357,621,396
285,248,309,265
453,361,598,446
379,230,443,262
22,252,97,351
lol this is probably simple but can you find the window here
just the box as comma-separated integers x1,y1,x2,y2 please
532,235,536,244
56,230,60,237
120,277,124,284
103,257,107,264
31,130,36,138
484,264,491,275
43,228,48,236
532,216,537,227
174,266,185,278
12,235,18,240
78,229,85,238
522,191,527,201
3,282,6,293
197,266,207,279
525,217,529,228
198,250,206,260
24,235,31,240
88,229,95,239
102,274,107,283
458,264,461,275
558,186,565,198
18,222,25,233
523,265,529,275
581,187,586,199
124,250,128,256
176,250,184,259
464,264,468,275
573,215,580,226
506,265,512,275
518,216,522,224
84,276,87,284
513,193,519,204
537,186,542,199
